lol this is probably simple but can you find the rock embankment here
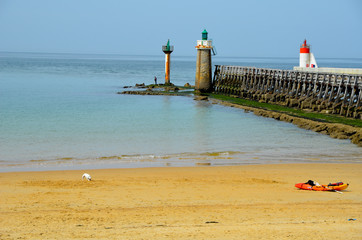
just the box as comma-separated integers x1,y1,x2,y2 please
120,90,170,95
118,83,182,95
216,100,362,147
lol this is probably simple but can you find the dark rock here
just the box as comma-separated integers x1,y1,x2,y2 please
279,114,293,123
329,131,349,140
312,124,328,133
165,87,179,92
351,131,362,147
135,83,145,88
194,95,208,101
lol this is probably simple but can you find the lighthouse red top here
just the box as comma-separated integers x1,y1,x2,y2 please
300,39,310,53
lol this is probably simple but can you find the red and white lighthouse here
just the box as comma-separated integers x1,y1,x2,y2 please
299,39,318,68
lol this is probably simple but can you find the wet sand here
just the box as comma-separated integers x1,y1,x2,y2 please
0,163,361,239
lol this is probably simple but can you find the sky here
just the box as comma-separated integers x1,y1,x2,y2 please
0,0,361,58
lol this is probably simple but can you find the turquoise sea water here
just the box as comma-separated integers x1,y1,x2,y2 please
0,53,361,172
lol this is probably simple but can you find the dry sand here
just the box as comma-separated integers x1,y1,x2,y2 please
0,164,361,239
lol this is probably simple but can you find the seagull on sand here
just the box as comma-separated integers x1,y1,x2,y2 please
82,173,92,181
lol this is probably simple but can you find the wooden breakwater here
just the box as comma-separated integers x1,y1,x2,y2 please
213,65,362,119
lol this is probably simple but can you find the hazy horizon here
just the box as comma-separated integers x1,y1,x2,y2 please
1,0,361,59
2,51,362,60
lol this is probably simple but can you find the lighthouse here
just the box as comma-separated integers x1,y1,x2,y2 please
195,29,214,92
162,39,174,84
299,39,318,68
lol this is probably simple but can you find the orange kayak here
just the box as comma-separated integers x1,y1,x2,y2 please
295,182,349,191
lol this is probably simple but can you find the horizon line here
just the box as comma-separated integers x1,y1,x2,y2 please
1,51,361,60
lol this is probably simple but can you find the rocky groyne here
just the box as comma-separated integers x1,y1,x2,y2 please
118,83,193,96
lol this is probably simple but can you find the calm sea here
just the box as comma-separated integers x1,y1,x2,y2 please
0,52,361,172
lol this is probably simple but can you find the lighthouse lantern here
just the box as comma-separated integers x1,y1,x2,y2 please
299,39,317,68
196,29,212,48
202,29,208,40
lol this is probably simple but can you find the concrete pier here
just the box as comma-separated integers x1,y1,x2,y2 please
293,67,362,75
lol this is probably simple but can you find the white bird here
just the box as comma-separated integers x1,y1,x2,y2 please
82,173,92,181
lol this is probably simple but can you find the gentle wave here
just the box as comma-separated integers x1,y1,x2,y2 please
1,150,361,172
0,151,246,168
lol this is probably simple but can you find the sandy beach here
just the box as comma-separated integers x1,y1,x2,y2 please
0,163,361,239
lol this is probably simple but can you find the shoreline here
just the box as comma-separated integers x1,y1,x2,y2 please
1,163,361,239
2,149,361,173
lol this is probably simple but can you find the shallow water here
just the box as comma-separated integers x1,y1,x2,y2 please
0,53,361,171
